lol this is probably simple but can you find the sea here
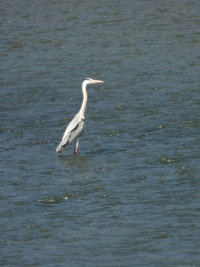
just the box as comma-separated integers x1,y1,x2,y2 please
1,0,200,266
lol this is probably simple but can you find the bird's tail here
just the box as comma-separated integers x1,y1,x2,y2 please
56,143,63,153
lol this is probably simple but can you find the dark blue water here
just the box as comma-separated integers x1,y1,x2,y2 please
1,0,200,266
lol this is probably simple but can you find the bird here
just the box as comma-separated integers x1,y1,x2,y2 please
56,78,104,155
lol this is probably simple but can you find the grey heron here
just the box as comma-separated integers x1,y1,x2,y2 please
56,78,104,155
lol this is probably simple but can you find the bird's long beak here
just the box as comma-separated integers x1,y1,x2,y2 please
92,79,104,83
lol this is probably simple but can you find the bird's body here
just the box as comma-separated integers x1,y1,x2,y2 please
56,78,103,155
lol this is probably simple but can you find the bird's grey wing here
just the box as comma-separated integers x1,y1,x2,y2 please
68,118,85,143
56,116,85,153
62,113,82,140
59,118,85,146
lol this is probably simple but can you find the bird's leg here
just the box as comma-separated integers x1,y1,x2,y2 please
74,140,79,155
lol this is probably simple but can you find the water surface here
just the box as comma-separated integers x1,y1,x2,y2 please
1,0,200,266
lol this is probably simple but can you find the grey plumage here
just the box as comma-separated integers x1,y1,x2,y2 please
56,119,85,153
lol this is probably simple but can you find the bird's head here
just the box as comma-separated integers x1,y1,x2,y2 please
84,78,104,85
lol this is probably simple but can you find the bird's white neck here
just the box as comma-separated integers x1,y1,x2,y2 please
79,81,88,118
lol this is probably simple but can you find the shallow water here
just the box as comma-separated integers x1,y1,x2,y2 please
1,0,200,266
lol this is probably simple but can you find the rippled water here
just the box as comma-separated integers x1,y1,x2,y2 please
1,0,200,266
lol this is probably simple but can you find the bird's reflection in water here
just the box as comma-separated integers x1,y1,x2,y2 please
56,146,112,183
58,153,91,171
